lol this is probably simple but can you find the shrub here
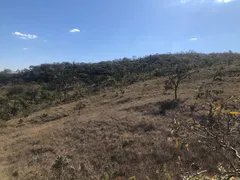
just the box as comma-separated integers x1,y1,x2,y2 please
6,86,24,97
180,93,240,179
0,111,11,121
159,99,180,115
74,101,86,114
51,155,77,180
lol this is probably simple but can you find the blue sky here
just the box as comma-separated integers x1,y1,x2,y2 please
0,0,239,70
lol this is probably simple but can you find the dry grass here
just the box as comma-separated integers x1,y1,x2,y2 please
0,66,240,179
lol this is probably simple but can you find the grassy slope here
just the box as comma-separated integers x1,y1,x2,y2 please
0,65,240,180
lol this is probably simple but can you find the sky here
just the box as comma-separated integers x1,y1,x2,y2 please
0,0,240,70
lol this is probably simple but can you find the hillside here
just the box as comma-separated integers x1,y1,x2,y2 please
0,53,240,179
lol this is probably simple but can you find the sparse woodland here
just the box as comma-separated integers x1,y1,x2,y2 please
0,52,240,179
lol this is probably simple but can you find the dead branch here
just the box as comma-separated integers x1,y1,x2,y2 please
185,170,208,180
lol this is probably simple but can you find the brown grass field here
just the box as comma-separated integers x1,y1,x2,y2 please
0,65,240,180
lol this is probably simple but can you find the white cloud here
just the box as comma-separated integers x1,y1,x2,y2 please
180,0,201,3
180,0,188,3
22,48,28,50
13,32,38,39
189,37,198,41
215,0,233,3
69,28,80,33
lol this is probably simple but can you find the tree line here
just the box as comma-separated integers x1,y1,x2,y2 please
1,52,238,86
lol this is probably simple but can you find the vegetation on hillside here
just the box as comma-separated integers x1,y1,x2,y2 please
0,51,240,179
1,52,239,120
1,52,237,86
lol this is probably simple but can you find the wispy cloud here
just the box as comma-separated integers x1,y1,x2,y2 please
22,48,28,51
179,0,234,4
189,37,198,41
215,0,233,3
179,0,203,4
69,28,80,33
13,32,38,39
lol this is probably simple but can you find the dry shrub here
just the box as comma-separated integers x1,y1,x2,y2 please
74,101,87,114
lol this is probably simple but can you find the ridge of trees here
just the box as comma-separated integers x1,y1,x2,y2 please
1,52,239,87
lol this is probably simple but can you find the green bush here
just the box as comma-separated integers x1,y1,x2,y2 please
0,111,11,121
6,86,24,97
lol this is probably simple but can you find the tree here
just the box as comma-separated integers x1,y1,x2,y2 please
164,64,190,99
2,69,12,74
